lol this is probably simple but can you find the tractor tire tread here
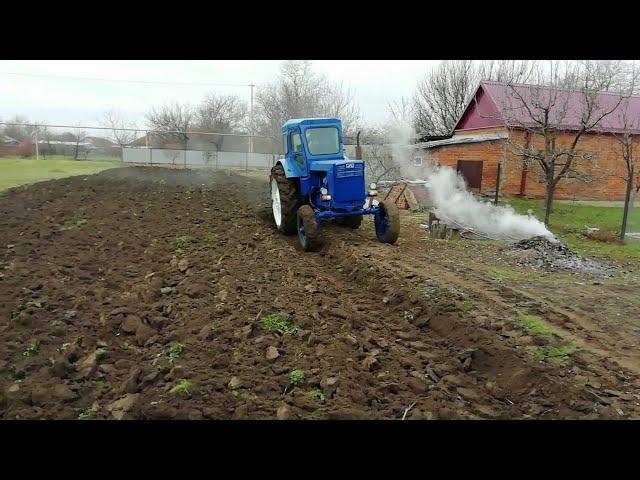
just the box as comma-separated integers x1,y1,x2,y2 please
297,205,322,251
270,163,299,235
377,199,400,244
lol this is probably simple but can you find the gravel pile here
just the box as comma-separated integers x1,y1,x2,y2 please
509,236,613,276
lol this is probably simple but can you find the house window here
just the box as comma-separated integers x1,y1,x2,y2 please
413,156,423,167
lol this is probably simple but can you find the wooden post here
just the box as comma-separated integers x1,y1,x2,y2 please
494,162,502,205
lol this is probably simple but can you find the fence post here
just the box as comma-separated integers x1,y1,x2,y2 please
494,162,502,205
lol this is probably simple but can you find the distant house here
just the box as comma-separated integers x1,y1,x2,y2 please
85,136,115,148
35,139,94,158
0,135,32,157
1,135,21,147
414,81,640,200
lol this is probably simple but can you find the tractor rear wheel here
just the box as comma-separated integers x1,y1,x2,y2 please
297,205,322,251
270,163,299,235
336,215,363,229
374,200,400,244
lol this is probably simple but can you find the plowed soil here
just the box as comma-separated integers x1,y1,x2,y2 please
1,166,638,420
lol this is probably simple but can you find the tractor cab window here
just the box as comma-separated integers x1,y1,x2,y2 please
305,127,339,155
291,131,303,154
282,134,288,154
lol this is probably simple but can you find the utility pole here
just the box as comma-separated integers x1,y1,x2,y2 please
34,126,40,160
249,83,255,157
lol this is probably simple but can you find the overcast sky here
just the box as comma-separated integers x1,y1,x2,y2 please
0,60,440,131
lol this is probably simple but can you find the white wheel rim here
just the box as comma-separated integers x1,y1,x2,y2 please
271,178,282,227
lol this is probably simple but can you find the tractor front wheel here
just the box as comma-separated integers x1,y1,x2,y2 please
297,205,322,251
270,164,299,235
374,200,400,244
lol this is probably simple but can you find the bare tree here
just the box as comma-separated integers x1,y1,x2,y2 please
610,94,640,241
196,93,248,133
39,126,53,158
412,60,537,136
2,115,35,142
255,60,360,141
72,127,88,160
193,93,248,152
388,97,414,131
355,126,400,184
496,61,637,225
145,103,193,147
101,108,139,157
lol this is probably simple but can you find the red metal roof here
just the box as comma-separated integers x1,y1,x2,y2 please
455,81,640,134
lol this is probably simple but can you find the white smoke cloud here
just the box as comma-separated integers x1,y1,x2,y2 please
386,119,555,242
424,167,555,241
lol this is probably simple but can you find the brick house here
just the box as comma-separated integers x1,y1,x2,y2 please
414,81,640,200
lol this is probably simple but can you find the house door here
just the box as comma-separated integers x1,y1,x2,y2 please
457,160,483,192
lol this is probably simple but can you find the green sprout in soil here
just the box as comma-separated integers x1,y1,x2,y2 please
94,380,107,390
152,342,184,366
289,370,306,386
403,310,414,321
174,236,191,247
11,300,46,320
121,340,131,351
231,390,257,401
23,339,41,357
78,404,99,420
459,300,475,316
308,389,325,402
517,314,559,339
60,219,87,231
261,313,297,335
206,232,220,243
170,379,192,396
168,342,184,362
537,344,578,359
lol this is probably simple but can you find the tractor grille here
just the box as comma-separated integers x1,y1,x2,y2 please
335,163,364,178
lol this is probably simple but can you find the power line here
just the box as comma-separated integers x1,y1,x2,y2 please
0,71,253,88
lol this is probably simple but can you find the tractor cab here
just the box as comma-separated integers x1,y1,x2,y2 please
270,117,400,251
280,118,346,176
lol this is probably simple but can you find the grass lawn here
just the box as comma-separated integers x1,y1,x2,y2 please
502,198,640,233
0,156,121,191
501,197,640,259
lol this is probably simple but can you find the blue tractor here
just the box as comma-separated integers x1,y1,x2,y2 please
269,117,400,251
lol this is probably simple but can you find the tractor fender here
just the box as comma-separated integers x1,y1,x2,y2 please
276,158,299,179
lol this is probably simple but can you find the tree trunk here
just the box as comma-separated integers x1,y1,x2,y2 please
544,175,555,226
620,174,634,241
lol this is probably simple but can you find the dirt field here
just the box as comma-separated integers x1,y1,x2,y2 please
1,166,639,420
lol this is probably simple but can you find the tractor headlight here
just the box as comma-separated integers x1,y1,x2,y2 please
368,190,378,197
321,194,332,202
320,187,328,195
370,182,377,190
